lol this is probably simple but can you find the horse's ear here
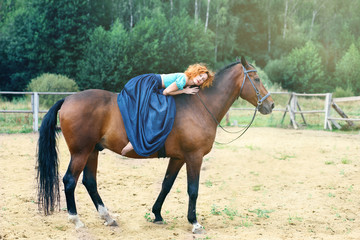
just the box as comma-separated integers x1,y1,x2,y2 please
241,56,249,68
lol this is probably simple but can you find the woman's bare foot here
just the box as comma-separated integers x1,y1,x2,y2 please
121,142,134,156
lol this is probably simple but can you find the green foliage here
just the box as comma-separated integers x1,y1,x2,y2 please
77,21,131,91
159,13,214,72
0,0,95,91
284,41,326,92
271,21,308,60
127,12,214,75
335,44,360,95
265,42,326,93
77,12,214,91
27,73,78,107
333,87,354,98
264,59,286,89
0,6,39,91
252,63,272,88
1,0,360,94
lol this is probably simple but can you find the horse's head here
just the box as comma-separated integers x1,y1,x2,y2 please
239,56,274,115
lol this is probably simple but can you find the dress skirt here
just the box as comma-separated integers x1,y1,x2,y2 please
117,74,176,156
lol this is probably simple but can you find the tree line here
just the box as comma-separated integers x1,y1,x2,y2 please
1,0,360,95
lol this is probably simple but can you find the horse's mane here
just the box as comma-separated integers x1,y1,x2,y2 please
215,61,240,78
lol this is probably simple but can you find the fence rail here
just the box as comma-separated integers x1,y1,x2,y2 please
227,92,359,130
1,91,359,132
333,96,360,103
0,91,75,131
327,96,360,129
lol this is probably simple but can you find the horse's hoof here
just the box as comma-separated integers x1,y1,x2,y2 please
153,220,165,225
193,228,206,234
193,227,206,234
105,220,118,227
192,222,206,234
75,222,85,229
68,214,85,229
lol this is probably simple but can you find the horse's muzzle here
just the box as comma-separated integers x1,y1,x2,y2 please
258,101,274,115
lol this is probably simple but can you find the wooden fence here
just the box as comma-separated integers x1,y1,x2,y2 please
0,91,75,132
328,96,360,130
1,91,359,132
227,92,360,130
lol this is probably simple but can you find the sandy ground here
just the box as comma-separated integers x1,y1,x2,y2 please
0,127,360,240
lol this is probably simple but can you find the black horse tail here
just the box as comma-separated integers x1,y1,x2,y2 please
36,99,65,215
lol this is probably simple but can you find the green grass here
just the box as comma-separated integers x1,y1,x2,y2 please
0,97,34,133
210,205,222,216
210,205,240,221
205,179,213,187
325,161,335,165
222,206,238,220
248,208,274,218
245,145,260,151
236,216,253,228
328,193,336,198
341,158,352,164
1,97,32,133
144,212,152,222
252,185,263,191
0,96,49,133
54,225,67,231
274,153,296,161
288,215,303,225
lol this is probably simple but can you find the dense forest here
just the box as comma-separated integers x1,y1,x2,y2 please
1,0,360,95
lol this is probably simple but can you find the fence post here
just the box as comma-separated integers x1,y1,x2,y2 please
225,112,230,126
32,92,39,132
324,93,332,130
289,93,298,129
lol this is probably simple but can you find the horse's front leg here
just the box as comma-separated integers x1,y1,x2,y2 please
152,158,184,223
185,153,205,234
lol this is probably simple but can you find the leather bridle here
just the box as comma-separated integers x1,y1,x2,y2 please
196,63,271,144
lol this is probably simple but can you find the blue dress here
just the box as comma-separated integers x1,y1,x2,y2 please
117,74,176,156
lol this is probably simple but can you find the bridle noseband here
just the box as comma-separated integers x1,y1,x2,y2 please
240,65,271,108
196,63,271,144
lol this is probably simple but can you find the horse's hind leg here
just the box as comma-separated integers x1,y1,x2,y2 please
82,150,117,226
152,158,184,223
63,153,89,228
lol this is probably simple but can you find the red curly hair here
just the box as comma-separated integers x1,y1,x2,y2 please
184,63,214,89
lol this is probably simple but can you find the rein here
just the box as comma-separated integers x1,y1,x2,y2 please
196,64,271,145
196,93,258,144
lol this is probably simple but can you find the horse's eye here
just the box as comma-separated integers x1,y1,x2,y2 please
255,78,260,82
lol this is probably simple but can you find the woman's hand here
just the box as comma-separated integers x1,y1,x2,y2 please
183,86,199,95
163,83,199,96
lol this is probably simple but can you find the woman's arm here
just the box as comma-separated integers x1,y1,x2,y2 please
163,82,199,96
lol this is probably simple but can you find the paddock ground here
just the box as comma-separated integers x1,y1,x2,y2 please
0,128,359,240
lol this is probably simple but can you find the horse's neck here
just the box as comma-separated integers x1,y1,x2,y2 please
202,66,242,122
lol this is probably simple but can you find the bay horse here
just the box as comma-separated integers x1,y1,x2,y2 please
37,56,274,234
